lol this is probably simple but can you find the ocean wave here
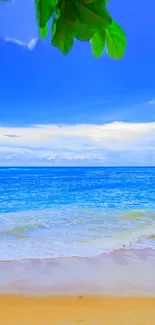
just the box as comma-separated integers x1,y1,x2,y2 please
90,222,155,252
0,224,50,237
0,209,155,259
1,220,155,258
2,168,31,171
119,210,155,221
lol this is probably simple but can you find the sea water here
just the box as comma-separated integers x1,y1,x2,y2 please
0,166,155,259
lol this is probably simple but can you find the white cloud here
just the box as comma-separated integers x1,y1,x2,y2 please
38,151,106,161
0,0,38,49
5,37,38,50
3,155,16,161
0,122,155,166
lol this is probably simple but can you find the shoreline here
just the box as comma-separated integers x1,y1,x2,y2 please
0,246,154,260
1,248,155,296
1,295,155,325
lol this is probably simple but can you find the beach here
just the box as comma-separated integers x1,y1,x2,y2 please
1,295,155,325
0,167,155,324
0,249,155,324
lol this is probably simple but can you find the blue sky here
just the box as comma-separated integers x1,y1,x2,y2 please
0,0,155,166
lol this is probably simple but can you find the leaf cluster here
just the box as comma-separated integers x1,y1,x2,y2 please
0,0,126,58
35,0,126,59
35,0,126,58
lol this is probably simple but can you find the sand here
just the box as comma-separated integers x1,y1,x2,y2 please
1,252,155,324
0,295,155,325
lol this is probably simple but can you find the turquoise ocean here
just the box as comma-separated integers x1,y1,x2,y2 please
0,166,155,260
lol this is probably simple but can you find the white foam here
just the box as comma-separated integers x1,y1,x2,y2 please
0,249,155,296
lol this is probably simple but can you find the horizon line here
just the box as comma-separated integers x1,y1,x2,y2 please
0,166,155,168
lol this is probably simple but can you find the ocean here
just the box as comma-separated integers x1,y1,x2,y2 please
0,166,155,260
0,166,155,295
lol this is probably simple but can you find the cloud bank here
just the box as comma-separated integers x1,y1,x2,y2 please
0,122,155,166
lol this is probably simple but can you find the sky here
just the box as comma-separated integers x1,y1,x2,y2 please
0,0,155,166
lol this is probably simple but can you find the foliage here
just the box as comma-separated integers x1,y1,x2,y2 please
1,0,127,58
35,0,126,58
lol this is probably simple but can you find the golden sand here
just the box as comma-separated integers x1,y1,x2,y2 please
0,295,155,325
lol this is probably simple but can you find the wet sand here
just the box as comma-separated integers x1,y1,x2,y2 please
1,250,155,324
1,249,155,296
1,295,155,325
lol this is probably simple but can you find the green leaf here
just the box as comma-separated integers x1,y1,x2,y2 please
52,13,74,54
77,0,108,4
52,26,74,55
73,0,112,30
75,23,95,41
91,30,105,58
52,0,80,54
105,21,126,59
85,0,112,26
63,0,95,41
35,0,56,28
40,24,48,39
63,0,77,23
